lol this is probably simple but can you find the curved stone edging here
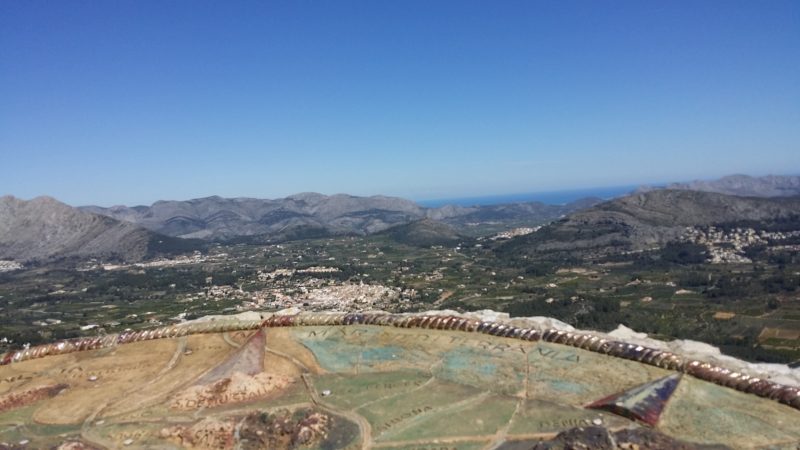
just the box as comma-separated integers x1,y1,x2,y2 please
0,319,263,365
2,312,799,411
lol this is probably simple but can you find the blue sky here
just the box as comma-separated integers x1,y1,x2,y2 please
2,1,798,206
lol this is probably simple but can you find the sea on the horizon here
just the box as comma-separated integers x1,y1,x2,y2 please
416,185,640,208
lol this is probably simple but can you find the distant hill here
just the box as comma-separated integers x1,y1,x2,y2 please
82,193,601,242
432,197,603,231
644,174,800,198
499,190,800,259
82,193,426,241
378,219,463,247
0,196,200,263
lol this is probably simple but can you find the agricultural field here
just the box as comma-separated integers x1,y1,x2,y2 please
1,228,799,364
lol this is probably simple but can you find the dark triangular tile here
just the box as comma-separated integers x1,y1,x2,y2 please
196,329,265,385
585,373,682,426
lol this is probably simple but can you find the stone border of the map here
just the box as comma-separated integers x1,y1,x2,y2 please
1,310,798,411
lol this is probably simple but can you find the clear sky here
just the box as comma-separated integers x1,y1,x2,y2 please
2,1,799,206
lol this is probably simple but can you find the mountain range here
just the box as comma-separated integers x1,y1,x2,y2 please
0,196,198,263
0,193,596,263
646,174,800,198
80,193,598,241
3,174,798,264
82,193,424,241
499,189,800,259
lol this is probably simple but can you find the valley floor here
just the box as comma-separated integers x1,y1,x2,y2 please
1,230,799,365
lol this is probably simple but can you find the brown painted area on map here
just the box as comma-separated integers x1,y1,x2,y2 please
0,382,67,412
266,327,325,374
32,338,178,424
161,417,236,450
53,440,102,450
170,371,295,409
167,331,300,410
102,333,235,417
0,352,77,395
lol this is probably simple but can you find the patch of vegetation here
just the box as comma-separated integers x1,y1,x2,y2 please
660,242,706,264
2,218,800,364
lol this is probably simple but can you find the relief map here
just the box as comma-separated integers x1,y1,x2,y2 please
0,314,798,449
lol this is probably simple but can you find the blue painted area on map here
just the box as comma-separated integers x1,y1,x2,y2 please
360,345,405,366
298,338,406,372
444,351,497,376
301,339,360,372
435,346,527,395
